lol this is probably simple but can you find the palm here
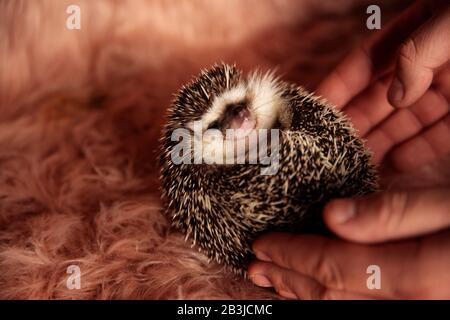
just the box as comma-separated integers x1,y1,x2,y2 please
346,67,450,188
316,1,450,189
319,66,450,189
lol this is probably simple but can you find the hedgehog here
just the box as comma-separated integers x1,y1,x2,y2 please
160,63,377,275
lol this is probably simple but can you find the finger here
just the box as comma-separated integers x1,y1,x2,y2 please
324,188,450,244
316,47,374,109
316,1,430,108
434,64,450,99
389,114,450,172
388,6,450,107
342,75,394,136
248,260,380,300
252,232,434,298
365,87,449,164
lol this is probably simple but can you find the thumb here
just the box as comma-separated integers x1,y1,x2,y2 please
323,188,450,244
388,6,450,108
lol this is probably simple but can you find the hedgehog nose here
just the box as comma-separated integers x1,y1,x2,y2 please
228,103,246,117
225,103,256,130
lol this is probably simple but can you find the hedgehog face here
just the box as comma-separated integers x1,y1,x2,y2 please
172,65,287,164
194,73,285,133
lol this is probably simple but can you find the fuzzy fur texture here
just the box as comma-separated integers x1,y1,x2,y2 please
0,0,415,299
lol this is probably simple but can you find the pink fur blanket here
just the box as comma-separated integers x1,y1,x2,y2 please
0,0,410,299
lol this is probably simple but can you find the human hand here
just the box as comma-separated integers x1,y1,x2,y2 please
248,1,450,299
248,188,450,299
316,0,450,172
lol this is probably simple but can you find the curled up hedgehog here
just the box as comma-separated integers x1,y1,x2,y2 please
160,63,377,275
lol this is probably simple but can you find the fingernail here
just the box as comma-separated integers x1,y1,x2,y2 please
388,77,404,103
278,290,297,300
250,274,273,287
331,199,356,224
254,250,272,262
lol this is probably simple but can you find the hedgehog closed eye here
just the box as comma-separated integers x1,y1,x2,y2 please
160,63,378,276
207,120,221,130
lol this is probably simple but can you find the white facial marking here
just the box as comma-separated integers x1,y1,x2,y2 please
187,72,284,164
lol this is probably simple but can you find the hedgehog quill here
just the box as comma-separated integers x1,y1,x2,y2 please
160,63,377,275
